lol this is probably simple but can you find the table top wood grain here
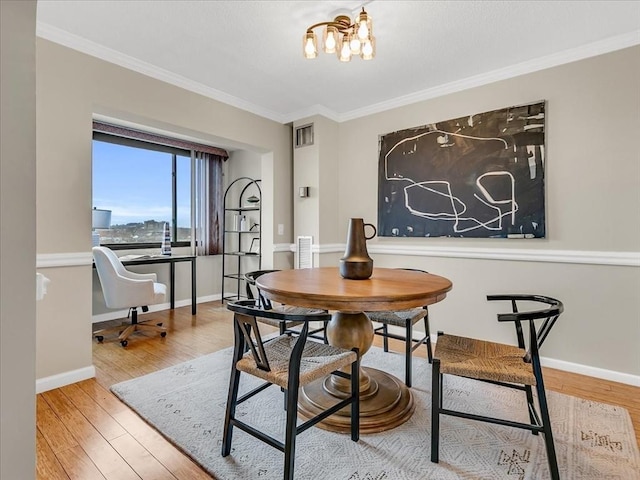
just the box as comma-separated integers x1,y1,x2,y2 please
256,267,452,312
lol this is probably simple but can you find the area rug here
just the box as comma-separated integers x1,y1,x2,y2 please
111,346,639,480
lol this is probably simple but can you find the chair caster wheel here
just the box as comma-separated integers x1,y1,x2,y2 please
160,332,167,338
120,340,128,347
95,336,104,343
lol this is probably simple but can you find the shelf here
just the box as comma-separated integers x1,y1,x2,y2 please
225,206,260,212
222,177,261,303
223,273,247,280
222,294,250,303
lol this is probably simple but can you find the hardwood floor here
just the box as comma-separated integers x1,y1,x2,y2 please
36,301,640,479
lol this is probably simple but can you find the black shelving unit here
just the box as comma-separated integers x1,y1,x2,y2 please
221,177,261,303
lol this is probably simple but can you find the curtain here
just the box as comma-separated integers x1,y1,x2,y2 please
93,121,229,158
195,152,224,255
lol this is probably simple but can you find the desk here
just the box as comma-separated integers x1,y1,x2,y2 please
257,267,452,433
120,255,197,314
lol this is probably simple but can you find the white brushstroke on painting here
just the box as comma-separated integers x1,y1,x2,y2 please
383,130,508,181
402,176,518,234
527,145,536,179
385,132,518,234
476,172,517,225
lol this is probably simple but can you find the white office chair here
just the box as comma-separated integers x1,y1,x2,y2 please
92,246,167,347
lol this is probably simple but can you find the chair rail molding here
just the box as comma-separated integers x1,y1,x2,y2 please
37,252,93,268
38,247,639,268
284,243,639,267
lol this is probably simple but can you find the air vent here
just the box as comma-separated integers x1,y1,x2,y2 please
295,123,314,148
295,236,313,269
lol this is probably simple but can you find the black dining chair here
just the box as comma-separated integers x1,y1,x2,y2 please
431,294,563,480
365,268,432,387
222,299,360,480
245,269,329,342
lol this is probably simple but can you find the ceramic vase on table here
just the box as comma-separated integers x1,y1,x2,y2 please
339,218,376,280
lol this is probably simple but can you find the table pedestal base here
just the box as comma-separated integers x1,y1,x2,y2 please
298,366,414,434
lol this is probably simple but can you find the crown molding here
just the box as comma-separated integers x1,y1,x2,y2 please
336,30,640,122
35,21,287,124
284,104,341,124
35,22,639,125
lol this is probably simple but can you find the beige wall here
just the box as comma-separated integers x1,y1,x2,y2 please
335,46,640,377
293,115,340,266
34,36,639,386
35,39,292,382
1,1,37,478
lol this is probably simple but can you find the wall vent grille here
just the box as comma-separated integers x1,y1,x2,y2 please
295,236,313,269
295,123,314,148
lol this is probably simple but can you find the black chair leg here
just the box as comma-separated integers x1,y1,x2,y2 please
431,358,441,463
536,381,560,480
405,321,412,388
283,381,300,480
221,366,241,457
323,320,329,344
524,385,539,435
382,324,389,352
424,315,433,363
351,351,360,442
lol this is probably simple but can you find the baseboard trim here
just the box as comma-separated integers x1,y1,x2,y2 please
539,356,640,387
91,294,221,323
36,365,96,394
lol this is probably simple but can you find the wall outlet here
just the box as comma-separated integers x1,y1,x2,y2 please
278,224,284,235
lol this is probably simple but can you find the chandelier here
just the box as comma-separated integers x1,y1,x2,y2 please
303,7,375,62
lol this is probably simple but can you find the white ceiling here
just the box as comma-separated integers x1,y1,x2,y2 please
36,1,640,124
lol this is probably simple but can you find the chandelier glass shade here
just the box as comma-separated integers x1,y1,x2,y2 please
303,7,375,62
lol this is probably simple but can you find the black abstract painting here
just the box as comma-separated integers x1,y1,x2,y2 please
378,101,546,238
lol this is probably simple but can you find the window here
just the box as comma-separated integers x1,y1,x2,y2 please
92,134,192,247
92,122,228,254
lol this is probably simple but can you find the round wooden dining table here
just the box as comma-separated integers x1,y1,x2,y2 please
256,267,453,433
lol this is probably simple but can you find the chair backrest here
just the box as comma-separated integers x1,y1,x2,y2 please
398,268,430,311
245,269,280,309
227,299,332,372
487,294,563,363
93,246,155,309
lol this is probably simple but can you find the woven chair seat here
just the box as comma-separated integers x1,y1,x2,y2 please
237,335,357,389
435,334,536,385
366,308,427,327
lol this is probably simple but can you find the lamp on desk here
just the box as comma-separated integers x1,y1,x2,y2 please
92,208,112,247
